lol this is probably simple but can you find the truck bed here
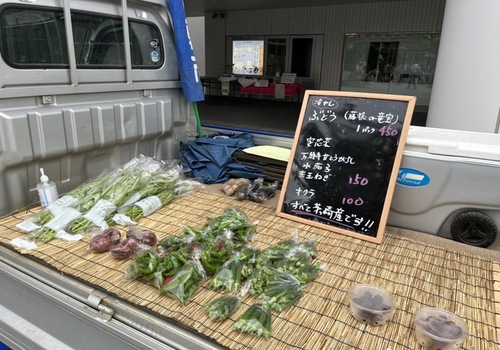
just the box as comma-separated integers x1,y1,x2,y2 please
1,188,499,349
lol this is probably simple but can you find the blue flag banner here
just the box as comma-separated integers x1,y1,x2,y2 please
167,0,205,102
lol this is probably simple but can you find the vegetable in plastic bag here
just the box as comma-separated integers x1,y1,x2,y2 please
234,302,271,338
258,268,304,312
109,236,142,259
248,180,279,203
126,227,157,246
89,228,121,253
234,177,279,202
205,279,250,321
221,178,251,196
126,249,159,280
235,178,262,201
159,259,206,305
28,171,111,226
200,239,232,275
209,257,244,293
204,295,241,321
152,253,184,288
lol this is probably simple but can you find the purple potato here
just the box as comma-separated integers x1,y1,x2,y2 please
89,228,121,253
126,228,157,246
110,237,142,259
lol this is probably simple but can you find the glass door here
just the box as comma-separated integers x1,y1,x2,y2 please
266,37,287,77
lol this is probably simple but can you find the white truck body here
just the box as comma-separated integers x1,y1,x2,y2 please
0,0,499,348
0,1,218,349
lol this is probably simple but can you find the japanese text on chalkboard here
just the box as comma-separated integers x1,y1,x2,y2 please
277,91,415,243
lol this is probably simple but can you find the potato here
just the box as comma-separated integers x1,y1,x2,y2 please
221,178,251,196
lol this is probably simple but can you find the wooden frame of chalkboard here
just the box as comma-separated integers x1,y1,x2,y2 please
276,91,416,243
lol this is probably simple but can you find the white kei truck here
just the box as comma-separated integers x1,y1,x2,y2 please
1,0,500,349
0,0,224,349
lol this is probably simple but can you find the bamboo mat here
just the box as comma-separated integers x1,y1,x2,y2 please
1,189,499,350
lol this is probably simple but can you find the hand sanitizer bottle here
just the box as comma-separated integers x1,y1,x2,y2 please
37,168,59,207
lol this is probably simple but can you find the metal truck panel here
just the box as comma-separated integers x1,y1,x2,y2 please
0,245,226,350
0,0,195,217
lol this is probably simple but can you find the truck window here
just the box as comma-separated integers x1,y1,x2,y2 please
1,6,163,69
1,8,67,66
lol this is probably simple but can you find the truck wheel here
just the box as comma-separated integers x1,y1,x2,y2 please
450,211,497,248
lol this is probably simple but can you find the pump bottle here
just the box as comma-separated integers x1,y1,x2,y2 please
37,168,59,207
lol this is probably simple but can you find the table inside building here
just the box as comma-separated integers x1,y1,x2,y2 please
240,82,303,101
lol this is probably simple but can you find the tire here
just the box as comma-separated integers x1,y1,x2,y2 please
450,211,498,248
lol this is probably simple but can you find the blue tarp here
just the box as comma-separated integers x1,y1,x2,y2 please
180,132,263,183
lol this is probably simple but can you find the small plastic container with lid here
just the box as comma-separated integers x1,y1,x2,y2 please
37,168,59,207
413,307,468,349
348,284,396,326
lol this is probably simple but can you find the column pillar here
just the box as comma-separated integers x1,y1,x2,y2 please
426,0,500,133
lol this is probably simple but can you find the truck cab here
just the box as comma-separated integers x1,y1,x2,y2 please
0,0,195,217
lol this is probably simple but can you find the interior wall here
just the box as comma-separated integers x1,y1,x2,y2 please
204,0,445,90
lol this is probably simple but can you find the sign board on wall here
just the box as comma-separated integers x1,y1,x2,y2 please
280,73,296,84
276,91,416,243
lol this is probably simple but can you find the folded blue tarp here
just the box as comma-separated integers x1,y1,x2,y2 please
179,132,263,183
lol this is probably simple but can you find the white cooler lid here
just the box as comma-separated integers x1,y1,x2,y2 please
405,126,500,162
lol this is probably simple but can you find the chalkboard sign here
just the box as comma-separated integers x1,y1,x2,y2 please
276,91,416,243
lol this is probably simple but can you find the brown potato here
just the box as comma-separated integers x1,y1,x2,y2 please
221,178,251,196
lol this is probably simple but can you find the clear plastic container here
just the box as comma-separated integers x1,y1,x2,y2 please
348,284,395,326
37,168,59,207
414,307,468,349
